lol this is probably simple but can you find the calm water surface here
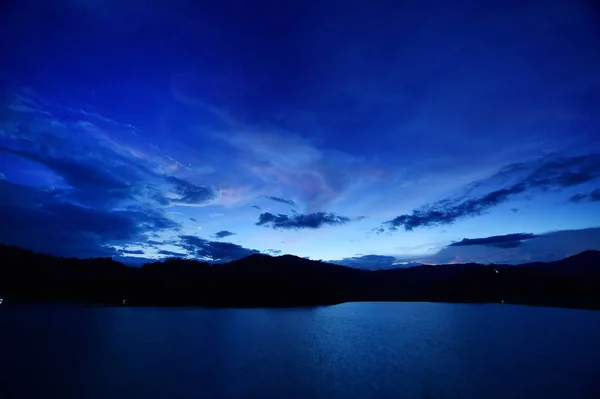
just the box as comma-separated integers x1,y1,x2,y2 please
0,302,599,399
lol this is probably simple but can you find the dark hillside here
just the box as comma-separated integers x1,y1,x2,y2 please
1,245,599,309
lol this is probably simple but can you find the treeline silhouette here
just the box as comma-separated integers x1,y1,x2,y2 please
1,245,599,309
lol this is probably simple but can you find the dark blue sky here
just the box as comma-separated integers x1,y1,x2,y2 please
1,0,600,267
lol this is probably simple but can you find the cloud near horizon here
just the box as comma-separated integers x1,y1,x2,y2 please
416,228,600,265
332,255,400,270
178,235,260,262
157,249,188,258
449,233,538,249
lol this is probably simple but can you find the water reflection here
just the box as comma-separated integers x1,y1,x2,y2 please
0,303,599,399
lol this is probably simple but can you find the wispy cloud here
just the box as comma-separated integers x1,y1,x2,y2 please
0,90,233,257
0,179,180,258
0,93,224,214
385,154,600,231
214,129,375,212
256,212,352,229
165,176,220,207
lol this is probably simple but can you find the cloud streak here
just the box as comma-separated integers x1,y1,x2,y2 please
119,249,145,255
385,154,600,231
265,196,296,207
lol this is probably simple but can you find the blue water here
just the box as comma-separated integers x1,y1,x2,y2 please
0,302,599,399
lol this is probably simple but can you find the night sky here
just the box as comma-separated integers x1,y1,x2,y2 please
1,0,600,268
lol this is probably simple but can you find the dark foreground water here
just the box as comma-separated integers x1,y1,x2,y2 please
0,302,599,399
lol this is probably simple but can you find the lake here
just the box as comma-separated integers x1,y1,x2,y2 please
0,302,599,399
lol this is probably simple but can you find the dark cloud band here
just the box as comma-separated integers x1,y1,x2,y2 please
256,212,352,229
213,230,235,239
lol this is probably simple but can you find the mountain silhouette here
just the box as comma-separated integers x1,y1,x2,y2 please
1,245,599,309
